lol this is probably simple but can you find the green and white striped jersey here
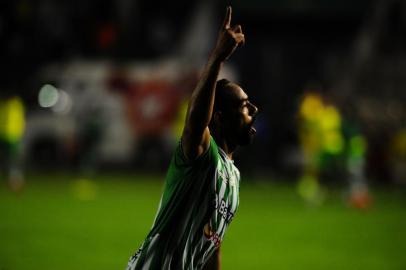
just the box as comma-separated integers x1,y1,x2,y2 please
126,136,241,270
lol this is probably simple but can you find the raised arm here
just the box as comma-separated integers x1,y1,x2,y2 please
182,6,245,161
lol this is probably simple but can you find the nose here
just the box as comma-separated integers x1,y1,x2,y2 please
249,102,258,116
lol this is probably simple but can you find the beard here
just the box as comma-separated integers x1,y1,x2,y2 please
237,123,256,146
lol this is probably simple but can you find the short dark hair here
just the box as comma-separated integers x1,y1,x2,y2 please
213,78,232,112
209,79,232,129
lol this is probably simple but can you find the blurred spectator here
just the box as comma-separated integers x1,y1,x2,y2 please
0,93,26,191
297,89,372,208
389,128,406,185
342,121,372,209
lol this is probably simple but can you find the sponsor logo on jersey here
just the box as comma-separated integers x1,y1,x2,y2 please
127,246,143,269
216,196,235,224
203,223,221,247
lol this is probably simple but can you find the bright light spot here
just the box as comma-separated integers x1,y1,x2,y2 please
38,84,59,108
51,90,72,114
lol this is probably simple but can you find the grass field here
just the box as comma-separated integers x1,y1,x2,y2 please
0,173,405,270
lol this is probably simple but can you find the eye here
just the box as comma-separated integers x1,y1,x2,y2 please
241,104,249,113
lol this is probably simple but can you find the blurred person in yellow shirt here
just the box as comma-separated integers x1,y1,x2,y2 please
297,90,371,209
0,93,26,191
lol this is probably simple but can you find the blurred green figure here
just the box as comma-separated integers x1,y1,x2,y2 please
297,91,371,208
0,94,26,192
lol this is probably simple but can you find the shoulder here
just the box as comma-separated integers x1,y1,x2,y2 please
173,136,220,168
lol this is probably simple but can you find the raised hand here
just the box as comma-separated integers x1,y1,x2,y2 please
212,6,245,62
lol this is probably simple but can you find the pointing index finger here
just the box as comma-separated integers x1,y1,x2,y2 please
223,6,232,29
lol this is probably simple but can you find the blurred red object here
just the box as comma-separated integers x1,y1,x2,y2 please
349,190,373,210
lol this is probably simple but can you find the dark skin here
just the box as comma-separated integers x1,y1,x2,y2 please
210,82,258,156
181,6,258,270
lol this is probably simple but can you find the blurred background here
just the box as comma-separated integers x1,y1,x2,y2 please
1,0,405,269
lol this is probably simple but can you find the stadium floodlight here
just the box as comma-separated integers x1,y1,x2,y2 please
38,84,59,108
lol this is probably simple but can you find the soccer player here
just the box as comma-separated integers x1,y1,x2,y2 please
126,6,258,270
0,92,26,192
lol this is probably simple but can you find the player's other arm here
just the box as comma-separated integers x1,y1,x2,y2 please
182,6,245,161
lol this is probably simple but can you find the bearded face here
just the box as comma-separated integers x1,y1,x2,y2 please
217,84,258,146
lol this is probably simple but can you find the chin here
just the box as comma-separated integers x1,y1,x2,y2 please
239,133,255,146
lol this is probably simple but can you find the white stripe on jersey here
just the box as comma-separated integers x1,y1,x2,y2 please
142,234,160,269
230,168,239,215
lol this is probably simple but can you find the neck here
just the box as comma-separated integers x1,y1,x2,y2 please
211,129,237,159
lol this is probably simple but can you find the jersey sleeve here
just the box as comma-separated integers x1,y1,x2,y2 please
175,137,216,166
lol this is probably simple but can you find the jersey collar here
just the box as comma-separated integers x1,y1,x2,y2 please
218,146,234,163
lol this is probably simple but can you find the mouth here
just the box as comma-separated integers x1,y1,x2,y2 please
250,115,258,134
249,123,257,134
